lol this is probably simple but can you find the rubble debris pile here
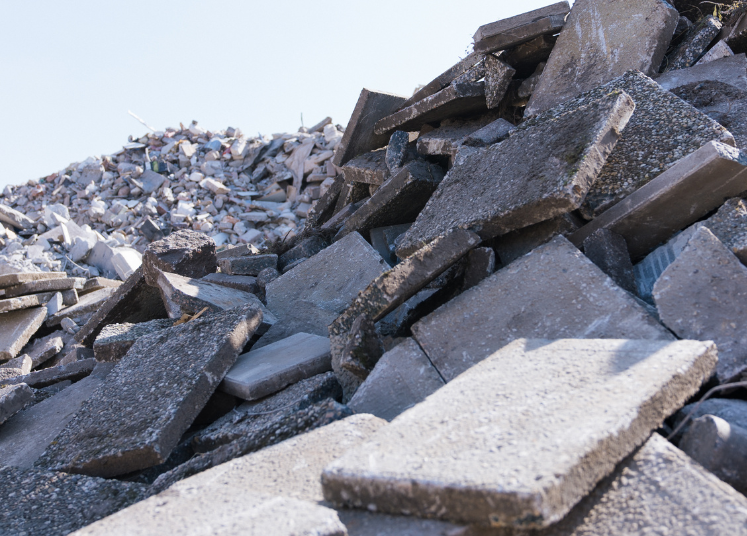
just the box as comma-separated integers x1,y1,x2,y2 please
5,1,747,534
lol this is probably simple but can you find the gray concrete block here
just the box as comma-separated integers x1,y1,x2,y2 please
416,113,501,158
46,287,116,327
217,253,277,276
305,175,345,230
277,235,329,272
0,291,56,314
582,228,636,294
342,148,388,185
93,318,173,362
525,0,679,116
664,15,722,72
494,213,582,266
473,2,570,54
412,236,673,382
462,117,516,147
142,229,217,287
485,54,516,109
220,332,332,401
2,358,97,389
395,91,634,259
24,333,64,368
79,276,121,295
36,303,264,477
199,272,258,294
0,306,47,362
369,224,411,267
4,277,75,298
656,52,747,93
384,130,409,174
0,383,34,425
322,338,716,528
0,271,67,289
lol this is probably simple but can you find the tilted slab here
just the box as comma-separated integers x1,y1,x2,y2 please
0,383,34,425
4,277,75,298
0,291,55,314
142,229,217,287
93,318,173,362
0,306,47,362
399,53,482,110
473,2,570,54
322,338,716,528
0,271,66,289
47,287,116,326
341,148,389,185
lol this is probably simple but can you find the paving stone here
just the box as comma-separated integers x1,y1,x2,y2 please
336,160,445,241
569,141,747,260
332,88,407,168
664,15,722,72
399,52,482,110
277,235,329,272
395,91,634,258
142,229,217,287
0,202,35,229
412,236,673,382
322,338,716,528
200,272,259,294
3,277,75,298
473,2,570,54
36,303,264,477
525,0,679,116
0,271,67,289
653,226,747,383
348,338,443,422
0,383,34,425
385,130,410,174
74,266,168,347
220,332,332,401
2,358,97,389
462,118,517,147
0,306,47,362
657,53,747,94
582,228,636,294
0,291,56,313
494,213,582,266
484,54,517,109
370,223,412,266
46,287,116,327
0,466,148,536
417,113,501,158
0,363,115,469
93,318,173,362
217,253,277,276
342,148,388,185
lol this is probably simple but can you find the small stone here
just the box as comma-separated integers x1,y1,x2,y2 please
110,247,142,281
142,229,217,287
696,39,734,65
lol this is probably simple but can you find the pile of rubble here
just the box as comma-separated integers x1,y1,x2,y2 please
5,0,747,534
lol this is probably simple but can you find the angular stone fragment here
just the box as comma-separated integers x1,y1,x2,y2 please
370,224,411,267
46,287,116,327
341,149,388,185
0,291,56,314
673,398,747,440
484,54,516,109
217,253,277,276
0,383,34,425
321,198,367,233
582,228,636,293
93,319,173,362
0,271,67,289
336,160,444,241
0,306,47,362
2,358,96,389
334,180,370,214
332,89,407,167
220,332,332,401
461,247,496,291
142,229,217,287
396,91,634,258
37,303,264,477
462,117,516,147
664,15,722,72
24,333,64,368
200,272,258,294
339,314,384,380
726,8,747,53
305,176,344,230
697,39,735,64
413,236,673,381
0,203,34,229
385,130,409,174
0,467,148,536
400,52,482,109
278,235,329,272
473,2,570,54
417,114,500,158
4,277,75,298
495,214,582,266
525,0,679,116
653,227,747,383
658,51,747,90
322,338,716,527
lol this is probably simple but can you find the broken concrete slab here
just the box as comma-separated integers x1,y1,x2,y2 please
217,253,277,276
653,226,747,383
320,198,367,233
0,466,148,536
336,160,445,241
462,117,516,147
142,229,217,287
370,223,411,266
278,235,329,272
220,332,332,401
24,333,64,368
525,0,679,116
399,52,482,110
0,306,47,362
569,141,747,261
692,197,747,265
2,358,97,389
395,91,635,258
341,148,388,185
0,383,34,425
461,247,496,291
0,202,35,229
494,213,583,266
582,228,636,294
216,243,259,260
696,39,734,64
412,236,674,382
46,287,116,327
322,338,716,528
305,175,344,231
416,114,500,158
200,272,258,294
332,88,408,168
484,54,516,109
3,277,75,298
348,338,443,422
664,15,722,72
384,131,409,174
338,314,384,380
0,291,56,314
656,53,747,93
0,271,67,289
36,303,264,478
473,2,570,54
93,318,173,362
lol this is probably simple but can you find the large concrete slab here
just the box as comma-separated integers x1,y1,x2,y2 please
36,303,264,477
0,306,47,361
0,383,33,425
412,236,673,382
220,332,332,401
569,141,747,260
47,287,116,326
0,291,55,313
0,271,67,289
394,91,634,258
525,0,679,116
142,229,217,287
398,52,481,110
473,2,570,54
322,338,716,528
656,52,747,94
332,88,408,167
4,277,76,298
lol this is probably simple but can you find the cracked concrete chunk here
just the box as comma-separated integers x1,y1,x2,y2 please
582,228,636,294
416,113,501,158
0,306,47,362
199,272,258,294
93,318,173,362
217,253,277,276
0,383,34,425
484,54,516,109
341,148,388,185
322,338,716,528
0,271,67,289
473,2,570,54
142,229,217,287
664,15,722,72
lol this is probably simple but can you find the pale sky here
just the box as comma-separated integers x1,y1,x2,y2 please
0,0,571,188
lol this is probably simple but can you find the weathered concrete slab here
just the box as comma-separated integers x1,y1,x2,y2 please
4,277,75,298
0,306,47,362
348,338,443,422
412,236,673,381
461,247,496,291
0,271,66,289
656,52,747,93
570,141,747,260
0,466,148,536
370,224,411,266
332,88,408,168
696,39,734,64
525,0,679,116
80,276,121,295
664,15,722,72
200,272,258,294
47,287,116,327
93,318,173,362
322,338,716,528
74,266,168,347
463,117,516,147
220,332,332,401
654,227,747,383
217,253,277,276
494,213,582,266
37,303,264,477
0,363,115,469
305,175,344,230
417,114,500,158
399,52,481,110
0,383,33,425
2,358,97,389
473,2,570,54
484,54,516,109
582,228,636,294
142,229,217,287
0,291,56,314
395,91,634,258
24,333,64,368
0,202,35,229
341,148,388,185
336,160,445,241
278,236,329,272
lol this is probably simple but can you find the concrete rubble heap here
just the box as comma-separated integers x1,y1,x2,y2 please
4,2,747,534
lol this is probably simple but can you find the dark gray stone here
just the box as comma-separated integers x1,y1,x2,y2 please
1,358,96,389
461,247,496,291
0,383,34,425
320,198,368,233
278,235,329,272
217,253,277,276
369,224,412,266
473,2,570,54
341,148,388,185
334,181,370,214
385,131,409,174
485,53,516,109
462,117,516,147
417,113,501,157
216,243,259,260
494,213,582,266
664,15,722,72
200,272,259,294
93,318,173,362
339,314,384,380
142,229,217,287
304,175,344,230
583,228,636,293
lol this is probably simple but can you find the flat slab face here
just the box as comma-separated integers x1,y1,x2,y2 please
0,466,147,536
656,53,747,94
47,287,116,326
322,338,717,528
93,318,173,362
348,338,444,422
142,229,217,287
341,148,389,185
200,272,258,294
0,271,66,289
473,3,569,54
412,236,674,382
36,304,264,478
218,254,277,276
4,277,75,298
0,383,33,425
0,292,54,314
394,91,634,258
220,332,332,401
0,306,47,361
526,0,679,116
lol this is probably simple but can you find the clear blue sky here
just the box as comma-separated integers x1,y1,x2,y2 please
0,0,570,188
